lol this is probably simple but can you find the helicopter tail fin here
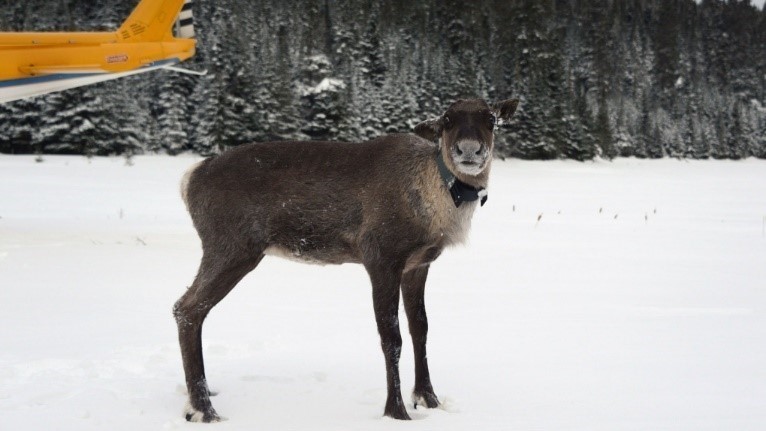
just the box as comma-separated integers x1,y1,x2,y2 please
117,0,192,42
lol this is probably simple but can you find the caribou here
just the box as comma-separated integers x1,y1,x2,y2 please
174,97,520,422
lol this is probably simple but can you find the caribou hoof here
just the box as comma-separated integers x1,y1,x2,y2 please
184,401,224,423
384,397,411,420
413,389,440,409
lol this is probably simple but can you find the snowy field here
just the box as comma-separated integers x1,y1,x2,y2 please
1,154,765,431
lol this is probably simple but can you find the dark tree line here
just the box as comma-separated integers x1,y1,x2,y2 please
1,0,765,160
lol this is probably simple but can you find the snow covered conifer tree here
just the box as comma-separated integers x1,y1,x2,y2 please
97,79,152,155
298,54,348,141
0,100,40,154
188,74,222,155
152,73,193,154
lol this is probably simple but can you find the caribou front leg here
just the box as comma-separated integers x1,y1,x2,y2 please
365,260,410,420
401,265,440,409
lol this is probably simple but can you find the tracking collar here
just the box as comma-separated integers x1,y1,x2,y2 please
436,150,488,208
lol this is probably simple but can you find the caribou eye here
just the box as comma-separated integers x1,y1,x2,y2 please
489,114,497,127
443,115,451,129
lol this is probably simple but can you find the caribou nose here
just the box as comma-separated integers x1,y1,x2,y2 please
457,140,482,157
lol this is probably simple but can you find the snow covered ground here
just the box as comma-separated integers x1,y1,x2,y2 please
1,154,765,431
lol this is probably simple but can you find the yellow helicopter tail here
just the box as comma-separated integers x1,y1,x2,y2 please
117,0,194,42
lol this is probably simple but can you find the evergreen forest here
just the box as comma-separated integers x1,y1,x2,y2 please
1,0,765,160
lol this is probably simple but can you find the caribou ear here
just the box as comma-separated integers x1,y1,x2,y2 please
414,117,444,142
493,98,520,120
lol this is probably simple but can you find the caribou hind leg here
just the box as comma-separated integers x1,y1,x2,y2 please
173,249,264,422
401,265,440,409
